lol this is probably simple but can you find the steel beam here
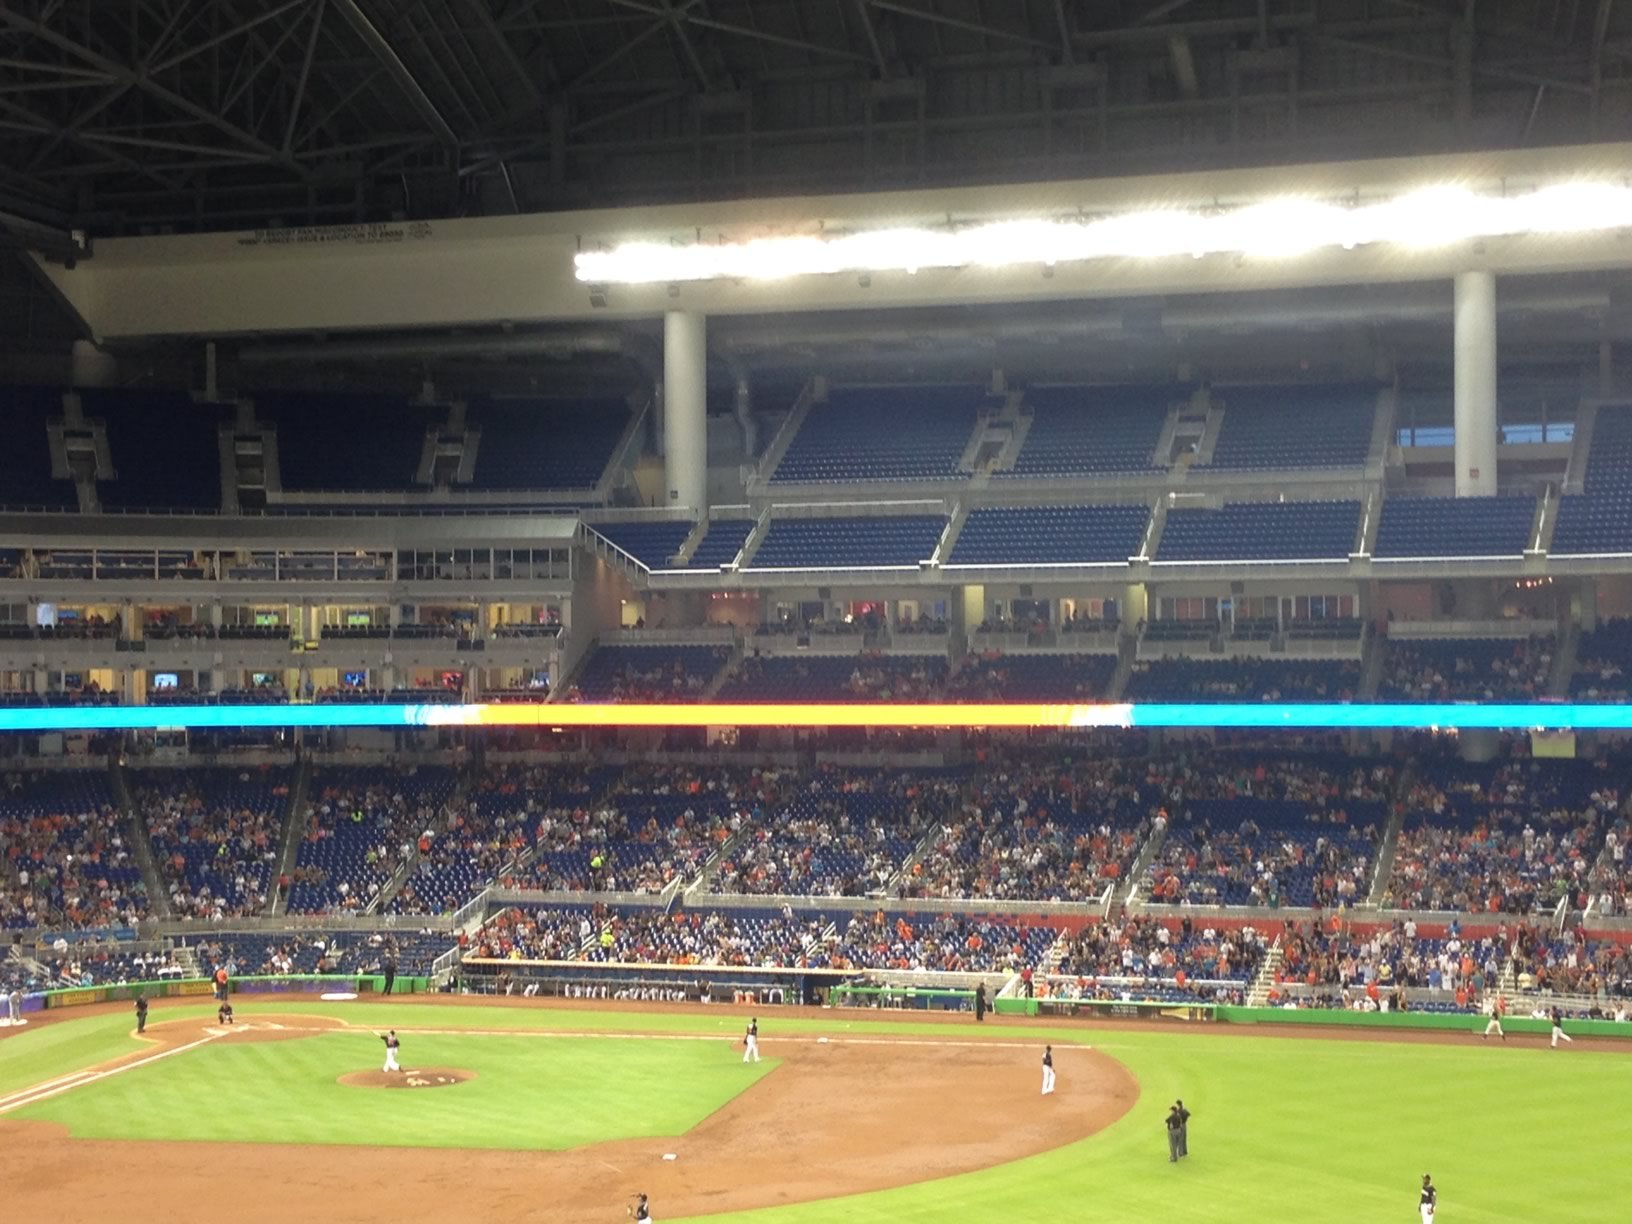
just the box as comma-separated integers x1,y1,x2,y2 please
333,0,459,147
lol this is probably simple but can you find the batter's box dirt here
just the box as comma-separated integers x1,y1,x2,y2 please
337,1067,476,1090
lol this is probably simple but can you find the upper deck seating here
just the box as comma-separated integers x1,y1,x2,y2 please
1201,383,1378,470
1001,385,1170,477
947,504,1150,566
770,385,986,483
1374,495,1536,560
1158,500,1360,562
747,515,946,570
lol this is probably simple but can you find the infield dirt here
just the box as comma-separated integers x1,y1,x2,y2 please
0,997,1136,1222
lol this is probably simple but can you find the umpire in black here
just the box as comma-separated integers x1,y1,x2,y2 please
974,982,987,1022
1174,1099,1191,1157
382,950,396,996
1165,1105,1183,1162
134,992,149,1035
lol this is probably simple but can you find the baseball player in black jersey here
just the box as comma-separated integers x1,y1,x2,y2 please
134,993,148,1035
628,1192,652,1222
379,1029,402,1072
1550,1006,1573,1048
1040,1045,1055,1095
1419,1174,1437,1222
217,1002,235,1025
742,1018,760,1063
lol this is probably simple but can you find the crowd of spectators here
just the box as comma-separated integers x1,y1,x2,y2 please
471,903,1054,974
1379,635,1556,702
1509,924,1632,999
1382,760,1618,913
1277,916,1505,1007
1142,756,1390,908
0,773,147,928
134,769,288,920
1055,914,1265,990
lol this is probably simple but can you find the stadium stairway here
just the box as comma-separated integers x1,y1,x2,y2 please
1547,619,1580,698
882,821,946,895
684,822,755,897
365,766,476,914
169,943,201,978
1364,765,1416,906
1107,633,1139,701
1246,937,1283,1007
111,759,174,920
1122,818,1170,905
266,759,313,916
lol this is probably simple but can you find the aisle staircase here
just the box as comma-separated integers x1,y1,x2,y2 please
1364,765,1415,906
365,767,477,915
110,759,174,920
1246,937,1284,1007
266,759,313,916
169,944,202,979
882,822,944,895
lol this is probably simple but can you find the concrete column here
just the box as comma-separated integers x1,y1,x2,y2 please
663,311,708,515
1453,271,1498,496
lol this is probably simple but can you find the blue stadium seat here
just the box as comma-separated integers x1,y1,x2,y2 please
947,504,1150,566
0,386,77,510
1375,495,1536,559
1202,383,1378,470
465,397,628,491
256,391,436,491
770,386,987,483
1002,385,1171,477
80,388,225,510
1158,501,1360,562
1552,408,1632,556
748,515,947,570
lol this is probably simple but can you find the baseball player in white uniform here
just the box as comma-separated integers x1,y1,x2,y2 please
380,1029,402,1072
1041,1045,1056,1095
4,987,20,1025
1550,1007,1573,1048
742,1018,760,1063
1482,994,1506,1040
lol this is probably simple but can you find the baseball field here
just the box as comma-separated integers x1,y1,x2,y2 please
2,995,1628,1223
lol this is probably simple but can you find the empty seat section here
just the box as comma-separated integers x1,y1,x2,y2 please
1203,384,1378,469
748,515,946,569
687,519,754,568
1158,500,1360,561
770,385,986,483
1004,385,1170,477
591,521,693,569
0,386,76,509
948,503,1150,566
1552,408,1632,555
256,392,436,491
1374,495,1536,559
81,388,224,510
466,397,628,491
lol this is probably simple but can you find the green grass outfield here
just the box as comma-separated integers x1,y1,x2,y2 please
6,1000,1631,1223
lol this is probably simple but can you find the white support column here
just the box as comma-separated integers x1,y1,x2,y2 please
663,310,708,515
1453,270,1498,496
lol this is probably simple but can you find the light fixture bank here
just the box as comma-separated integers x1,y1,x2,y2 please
574,180,1632,285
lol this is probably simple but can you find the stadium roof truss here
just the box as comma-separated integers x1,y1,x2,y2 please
1,0,1631,238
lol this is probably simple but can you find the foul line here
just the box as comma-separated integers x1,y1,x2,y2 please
0,1035,221,1116
377,1026,1083,1051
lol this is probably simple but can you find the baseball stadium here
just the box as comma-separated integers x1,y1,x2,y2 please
5,3,1632,1221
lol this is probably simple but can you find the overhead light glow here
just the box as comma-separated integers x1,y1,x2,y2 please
575,179,1632,285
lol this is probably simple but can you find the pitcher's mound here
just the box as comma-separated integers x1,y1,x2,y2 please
338,1067,475,1090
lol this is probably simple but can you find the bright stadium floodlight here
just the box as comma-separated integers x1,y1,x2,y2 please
572,179,1632,285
